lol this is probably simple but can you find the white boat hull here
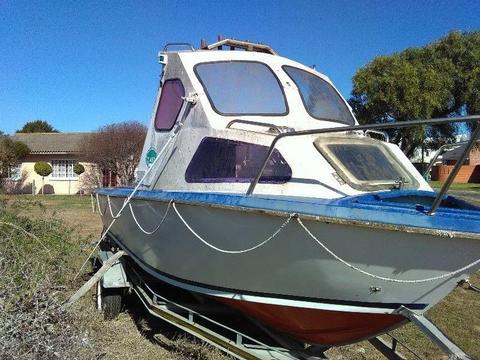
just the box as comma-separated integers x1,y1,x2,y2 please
97,192,480,345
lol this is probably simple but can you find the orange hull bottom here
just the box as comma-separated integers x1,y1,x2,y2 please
217,297,406,345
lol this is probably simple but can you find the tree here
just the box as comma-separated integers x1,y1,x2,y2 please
34,161,52,195
17,120,58,133
349,31,480,158
0,135,30,190
81,121,147,186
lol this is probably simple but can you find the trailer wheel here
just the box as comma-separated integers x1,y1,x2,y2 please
101,288,123,320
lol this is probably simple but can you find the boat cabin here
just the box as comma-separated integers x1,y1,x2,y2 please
137,39,430,198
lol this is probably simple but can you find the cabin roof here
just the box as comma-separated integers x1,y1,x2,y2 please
175,48,332,85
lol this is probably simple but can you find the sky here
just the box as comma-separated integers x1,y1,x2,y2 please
1,0,479,134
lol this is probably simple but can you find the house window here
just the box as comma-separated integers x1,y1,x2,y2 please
7,164,21,180
154,79,185,131
52,160,77,179
185,137,292,183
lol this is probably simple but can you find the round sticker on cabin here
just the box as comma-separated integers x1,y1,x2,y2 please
145,147,157,167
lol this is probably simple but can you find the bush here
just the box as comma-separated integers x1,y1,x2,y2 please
73,163,85,176
0,202,87,358
34,161,52,177
0,136,30,193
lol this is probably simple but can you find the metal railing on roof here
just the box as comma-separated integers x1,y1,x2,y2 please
161,38,277,55
162,43,196,52
246,115,480,216
200,37,277,55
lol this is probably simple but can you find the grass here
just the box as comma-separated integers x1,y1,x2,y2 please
0,197,91,358
1,194,479,359
429,181,480,192
0,195,226,360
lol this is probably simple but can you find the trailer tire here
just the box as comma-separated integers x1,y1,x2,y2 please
101,288,123,320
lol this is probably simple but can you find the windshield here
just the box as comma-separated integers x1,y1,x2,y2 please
283,66,354,125
195,61,288,115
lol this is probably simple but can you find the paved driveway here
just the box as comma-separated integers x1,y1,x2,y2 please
449,190,480,206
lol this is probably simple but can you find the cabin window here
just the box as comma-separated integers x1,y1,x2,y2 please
314,136,417,191
195,61,288,115
154,79,185,131
185,137,292,183
283,66,354,125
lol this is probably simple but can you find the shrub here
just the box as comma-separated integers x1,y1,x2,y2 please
0,202,87,358
34,162,52,195
34,161,52,177
73,163,85,176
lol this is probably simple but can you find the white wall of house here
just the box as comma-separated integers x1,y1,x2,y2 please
6,154,93,195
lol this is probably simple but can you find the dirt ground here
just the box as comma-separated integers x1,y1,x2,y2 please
11,193,480,360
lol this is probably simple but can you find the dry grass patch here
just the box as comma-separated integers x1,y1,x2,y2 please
0,195,228,359
2,194,479,359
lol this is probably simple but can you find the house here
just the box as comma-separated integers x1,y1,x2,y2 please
5,132,92,194
430,141,480,183
409,146,437,174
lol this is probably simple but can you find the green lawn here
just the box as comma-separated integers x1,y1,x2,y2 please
429,181,480,191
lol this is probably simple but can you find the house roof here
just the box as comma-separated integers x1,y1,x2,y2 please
12,132,89,154
442,140,480,161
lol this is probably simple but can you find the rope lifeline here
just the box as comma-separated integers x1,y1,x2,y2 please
107,195,124,219
99,190,480,282
297,217,480,284
172,202,295,254
129,200,172,235
73,96,194,280
95,193,106,216
73,131,182,280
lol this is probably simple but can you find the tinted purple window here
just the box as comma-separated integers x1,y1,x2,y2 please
154,79,185,131
185,137,292,183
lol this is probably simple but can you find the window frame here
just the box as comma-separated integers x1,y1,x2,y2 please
154,78,186,132
282,65,355,125
194,60,289,117
51,159,78,180
314,136,418,191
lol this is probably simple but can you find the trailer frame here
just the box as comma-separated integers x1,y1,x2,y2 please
94,249,471,360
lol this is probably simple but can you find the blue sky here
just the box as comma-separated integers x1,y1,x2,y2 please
1,0,479,134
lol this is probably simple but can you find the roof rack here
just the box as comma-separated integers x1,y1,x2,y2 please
200,37,277,55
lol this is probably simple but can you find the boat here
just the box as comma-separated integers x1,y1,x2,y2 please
96,38,480,347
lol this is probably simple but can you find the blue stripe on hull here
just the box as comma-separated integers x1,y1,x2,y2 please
97,188,480,234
